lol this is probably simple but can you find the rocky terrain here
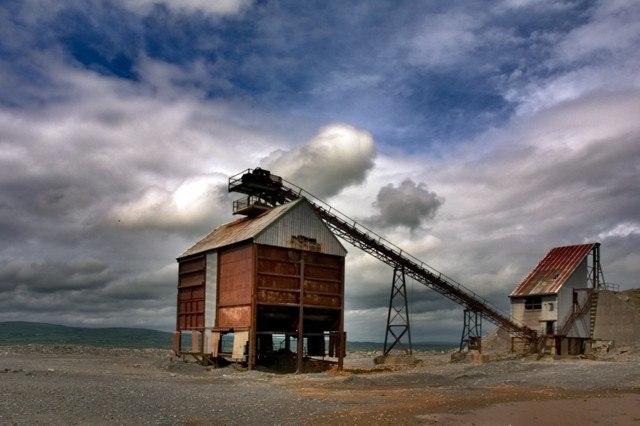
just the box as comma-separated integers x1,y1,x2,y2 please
1,344,639,425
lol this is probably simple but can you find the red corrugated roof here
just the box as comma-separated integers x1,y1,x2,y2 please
510,243,595,297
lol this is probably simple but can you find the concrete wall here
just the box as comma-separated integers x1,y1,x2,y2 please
593,290,640,343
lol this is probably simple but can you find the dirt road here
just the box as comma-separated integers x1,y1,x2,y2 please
1,345,639,425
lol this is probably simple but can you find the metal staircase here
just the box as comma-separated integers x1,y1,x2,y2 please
229,168,538,344
589,291,600,337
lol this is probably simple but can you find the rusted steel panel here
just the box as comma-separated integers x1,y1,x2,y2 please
179,257,205,274
303,293,341,308
257,274,299,290
177,310,204,330
257,258,300,276
218,244,253,306
258,244,301,262
511,244,595,297
178,255,205,288
177,276,205,331
305,264,342,281
179,273,204,287
218,306,251,328
172,331,181,354
304,253,342,268
304,280,341,294
257,289,299,305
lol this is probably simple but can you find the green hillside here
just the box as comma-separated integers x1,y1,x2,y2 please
0,321,172,349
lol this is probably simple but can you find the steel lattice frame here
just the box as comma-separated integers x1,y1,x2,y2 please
460,309,482,352
384,265,413,355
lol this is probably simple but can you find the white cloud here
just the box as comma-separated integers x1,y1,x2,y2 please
408,12,483,67
262,124,377,199
597,223,640,241
554,1,640,65
106,174,232,233
504,1,640,115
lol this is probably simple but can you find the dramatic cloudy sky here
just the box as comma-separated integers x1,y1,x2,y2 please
1,0,639,342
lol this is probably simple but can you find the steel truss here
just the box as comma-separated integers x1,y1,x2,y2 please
460,309,482,352
384,265,412,355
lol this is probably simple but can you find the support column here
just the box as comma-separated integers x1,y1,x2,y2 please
383,264,412,355
459,309,482,352
338,256,345,370
296,255,305,374
591,243,606,290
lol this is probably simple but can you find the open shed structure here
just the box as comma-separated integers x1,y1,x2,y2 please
510,243,604,355
174,197,347,371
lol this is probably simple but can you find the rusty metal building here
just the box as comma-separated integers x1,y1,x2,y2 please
174,197,347,370
510,243,604,355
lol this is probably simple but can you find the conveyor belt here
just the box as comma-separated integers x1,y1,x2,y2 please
229,168,537,343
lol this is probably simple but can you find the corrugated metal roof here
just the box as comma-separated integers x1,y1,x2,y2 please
178,199,304,259
178,198,347,259
510,243,595,297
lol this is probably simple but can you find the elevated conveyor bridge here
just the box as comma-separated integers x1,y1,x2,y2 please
229,168,538,344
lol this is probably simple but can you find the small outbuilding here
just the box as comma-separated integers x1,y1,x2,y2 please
509,243,603,355
173,197,347,370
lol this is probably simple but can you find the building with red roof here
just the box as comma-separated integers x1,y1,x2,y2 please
510,243,603,355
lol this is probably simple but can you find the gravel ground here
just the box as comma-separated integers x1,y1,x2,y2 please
1,345,639,425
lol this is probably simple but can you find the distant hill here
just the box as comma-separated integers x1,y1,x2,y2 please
0,321,457,351
0,321,172,349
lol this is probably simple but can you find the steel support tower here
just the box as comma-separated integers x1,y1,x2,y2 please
384,265,413,355
459,309,482,352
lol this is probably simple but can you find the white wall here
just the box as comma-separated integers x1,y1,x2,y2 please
557,258,591,338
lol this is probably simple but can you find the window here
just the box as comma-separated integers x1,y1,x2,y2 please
525,296,542,310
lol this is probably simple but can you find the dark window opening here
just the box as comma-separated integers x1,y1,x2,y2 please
525,296,542,310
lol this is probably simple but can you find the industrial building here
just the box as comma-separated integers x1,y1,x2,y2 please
510,243,606,355
508,239,640,356
174,196,347,371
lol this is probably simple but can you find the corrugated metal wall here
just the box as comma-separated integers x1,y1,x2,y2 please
255,201,347,257
217,244,253,328
177,255,205,330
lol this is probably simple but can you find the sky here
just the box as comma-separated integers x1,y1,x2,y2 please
0,0,639,342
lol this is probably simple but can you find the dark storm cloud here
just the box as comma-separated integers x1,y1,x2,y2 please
369,179,443,230
0,258,111,294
